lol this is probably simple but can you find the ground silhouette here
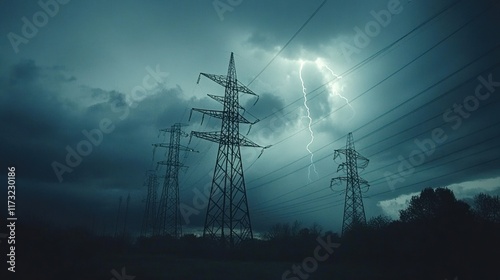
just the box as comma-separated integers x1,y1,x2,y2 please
4,187,499,279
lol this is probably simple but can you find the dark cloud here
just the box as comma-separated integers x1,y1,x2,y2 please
1,0,499,235
239,0,388,56
8,59,39,85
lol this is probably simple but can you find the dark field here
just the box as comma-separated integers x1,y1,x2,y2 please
18,252,426,280
4,188,500,280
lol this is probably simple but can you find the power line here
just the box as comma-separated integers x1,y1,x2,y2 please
252,126,500,214
180,1,496,199
261,151,500,221
269,22,499,148
255,129,500,215
250,0,471,124
363,120,500,167
246,47,500,191
247,0,328,86
247,1,500,224
177,0,500,223
249,55,498,210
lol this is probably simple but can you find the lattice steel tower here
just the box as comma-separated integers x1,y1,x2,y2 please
331,132,369,235
190,52,267,248
154,123,195,238
141,170,158,237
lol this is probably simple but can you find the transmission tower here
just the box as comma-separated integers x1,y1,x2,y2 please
122,192,131,238
113,195,122,238
154,123,195,238
331,132,369,235
141,170,158,237
190,52,268,248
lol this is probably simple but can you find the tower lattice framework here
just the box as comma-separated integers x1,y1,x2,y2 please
190,52,267,248
331,132,369,235
154,123,195,238
141,170,158,237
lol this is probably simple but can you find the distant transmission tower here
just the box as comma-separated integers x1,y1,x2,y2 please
190,52,268,248
122,192,130,238
154,123,195,238
141,170,158,237
113,195,122,238
331,132,369,235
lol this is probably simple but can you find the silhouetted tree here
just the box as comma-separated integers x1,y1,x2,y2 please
263,222,290,241
399,187,471,224
397,187,480,278
366,215,392,230
472,193,500,223
262,221,331,261
263,220,302,241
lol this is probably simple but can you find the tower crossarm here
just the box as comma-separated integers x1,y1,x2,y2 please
330,176,368,188
358,177,369,187
189,131,220,144
152,143,198,152
190,131,266,148
190,108,256,124
159,126,189,137
330,176,347,188
334,149,369,161
237,134,266,148
197,73,259,98
156,160,185,168
357,158,369,170
333,149,346,161
207,94,246,111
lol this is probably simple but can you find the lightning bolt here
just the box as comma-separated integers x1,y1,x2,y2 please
299,61,319,182
315,58,355,118
296,58,356,182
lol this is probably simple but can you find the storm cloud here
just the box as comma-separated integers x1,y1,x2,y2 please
1,0,499,234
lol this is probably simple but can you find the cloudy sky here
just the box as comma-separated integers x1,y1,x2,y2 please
1,0,499,235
